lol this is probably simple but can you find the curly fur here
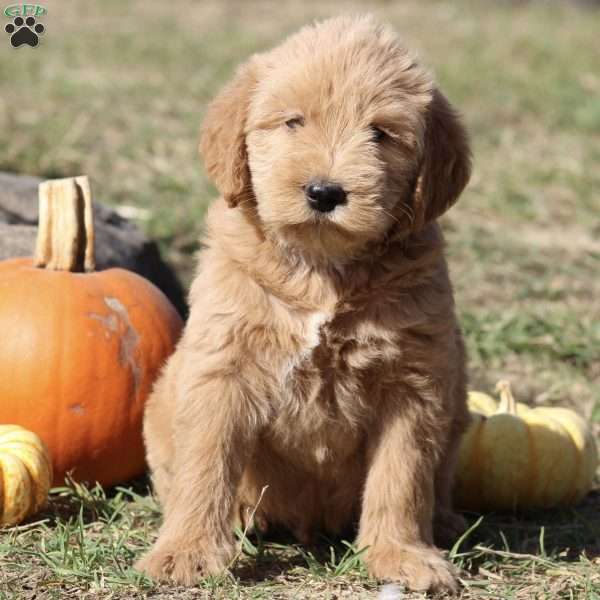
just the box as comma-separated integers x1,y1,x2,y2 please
136,15,472,593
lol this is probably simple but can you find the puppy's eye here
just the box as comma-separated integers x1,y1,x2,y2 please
371,126,387,142
285,116,305,129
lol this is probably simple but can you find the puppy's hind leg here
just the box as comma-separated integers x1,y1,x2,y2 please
142,351,182,508
433,423,468,548
434,355,470,548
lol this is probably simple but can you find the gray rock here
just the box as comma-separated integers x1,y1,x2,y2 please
0,172,187,317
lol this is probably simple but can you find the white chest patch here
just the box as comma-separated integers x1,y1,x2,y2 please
304,311,329,349
280,310,330,386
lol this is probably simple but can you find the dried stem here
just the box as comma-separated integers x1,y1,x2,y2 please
496,380,518,415
34,176,95,272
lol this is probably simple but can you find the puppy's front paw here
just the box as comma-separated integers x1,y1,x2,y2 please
135,546,203,585
366,543,458,593
135,538,232,585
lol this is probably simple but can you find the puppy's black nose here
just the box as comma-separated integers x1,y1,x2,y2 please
305,180,347,213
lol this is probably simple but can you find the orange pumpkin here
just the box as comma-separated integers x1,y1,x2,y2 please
0,176,183,486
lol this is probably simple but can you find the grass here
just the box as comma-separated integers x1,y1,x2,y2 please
1,0,599,598
1,481,599,599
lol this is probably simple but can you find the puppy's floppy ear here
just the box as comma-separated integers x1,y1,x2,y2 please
199,59,259,208
411,89,471,230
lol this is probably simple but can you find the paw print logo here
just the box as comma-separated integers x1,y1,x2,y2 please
5,15,45,48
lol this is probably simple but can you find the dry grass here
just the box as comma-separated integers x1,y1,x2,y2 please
1,0,599,598
1,480,599,599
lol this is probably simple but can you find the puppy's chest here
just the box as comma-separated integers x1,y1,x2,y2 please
277,309,401,426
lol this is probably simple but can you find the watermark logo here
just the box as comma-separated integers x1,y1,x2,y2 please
4,4,46,47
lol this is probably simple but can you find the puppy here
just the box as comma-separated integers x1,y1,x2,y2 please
136,15,471,593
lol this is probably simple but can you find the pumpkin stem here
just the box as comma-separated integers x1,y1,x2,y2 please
496,380,518,415
34,176,95,272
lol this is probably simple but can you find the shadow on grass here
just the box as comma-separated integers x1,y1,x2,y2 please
455,489,600,568
230,489,600,585
231,546,308,585
228,523,369,585
20,476,600,588
30,474,156,528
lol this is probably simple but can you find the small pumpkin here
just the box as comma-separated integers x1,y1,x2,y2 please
455,380,598,511
0,424,52,526
0,177,183,487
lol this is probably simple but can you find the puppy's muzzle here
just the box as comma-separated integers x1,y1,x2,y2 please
305,180,347,213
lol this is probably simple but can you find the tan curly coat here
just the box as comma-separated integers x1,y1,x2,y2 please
136,15,472,593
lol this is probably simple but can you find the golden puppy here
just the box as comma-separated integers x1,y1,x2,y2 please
136,15,471,593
